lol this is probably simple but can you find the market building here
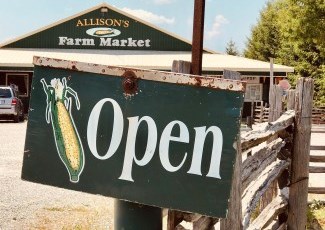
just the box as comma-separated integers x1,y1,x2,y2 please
0,3,293,116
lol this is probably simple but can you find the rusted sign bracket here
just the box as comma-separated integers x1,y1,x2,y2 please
191,0,206,75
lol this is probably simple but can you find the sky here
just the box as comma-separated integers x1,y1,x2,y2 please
0,0,269,53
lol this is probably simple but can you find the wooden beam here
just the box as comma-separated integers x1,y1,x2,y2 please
310,145,325,150
241,110,295,150
247,193,288,230
167,60,192,230
288,78,314,230
242,138,285,190
220,134,243,230
308,187,325,194
193,216,218,230
309,166,325,173
242,160,289,228
309,155,325,162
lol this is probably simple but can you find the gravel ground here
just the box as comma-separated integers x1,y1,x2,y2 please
0,121,115,230
1,121,324,229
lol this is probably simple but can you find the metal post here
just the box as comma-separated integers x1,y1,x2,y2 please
191,0,206,75
114,200,162,230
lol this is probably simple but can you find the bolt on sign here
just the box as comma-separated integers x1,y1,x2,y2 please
22,57,246,218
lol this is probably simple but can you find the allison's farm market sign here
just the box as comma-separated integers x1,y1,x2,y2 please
22,57,245,218
3,5,193,51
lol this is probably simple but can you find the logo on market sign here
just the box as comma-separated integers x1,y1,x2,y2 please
86,27,121,38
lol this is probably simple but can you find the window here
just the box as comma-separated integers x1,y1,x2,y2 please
0,88,12,98
6,73,29,97
245,84,263,102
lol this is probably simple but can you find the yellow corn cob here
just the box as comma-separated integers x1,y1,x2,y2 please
56,101,80,170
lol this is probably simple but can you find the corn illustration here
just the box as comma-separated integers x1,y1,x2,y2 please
41,77,84,183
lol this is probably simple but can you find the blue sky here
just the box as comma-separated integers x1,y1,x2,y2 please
0,0,269,53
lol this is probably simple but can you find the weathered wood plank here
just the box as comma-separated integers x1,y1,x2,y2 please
193,216,218,230
223,69,241,80
172,60,191,74
220,66,242,230
308,187,325,194
242,160,290,228
220,134,242,230
241,110,295,150
268,85,283,122
181,213,202,223
288,78,314,230
309,166,325,173
310,145,325,150
268,85,276,122
242,138,285,190
167,60,192,230
309,155,325,162
277,223,286,230
167,210,184,230
287,89,296,111
247,193,288,230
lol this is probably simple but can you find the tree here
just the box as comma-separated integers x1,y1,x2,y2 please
225,39,240,56
278,0,325,105
244,1,281,61
244,0,325,106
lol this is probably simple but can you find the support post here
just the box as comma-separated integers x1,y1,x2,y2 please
191,0,205,75
114,200,162,230
270,57,274,88
269,85,283,122
287,78,314,230
167,60,192,230
220,133,242,230
220,68,243,230
287,89,296,111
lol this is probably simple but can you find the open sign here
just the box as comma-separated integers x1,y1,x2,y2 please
22,57,245,217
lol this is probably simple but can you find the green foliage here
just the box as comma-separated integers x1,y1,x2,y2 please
244,0,325,106
244,1,281,61
225,39,240,56
307,200,325,229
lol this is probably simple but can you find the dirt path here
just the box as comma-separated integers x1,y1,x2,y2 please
0,121,114,229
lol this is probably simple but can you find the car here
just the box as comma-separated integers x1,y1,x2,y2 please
0,85,24,122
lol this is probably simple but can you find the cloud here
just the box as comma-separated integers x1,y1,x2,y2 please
205,15,228,39
154,0,173,5
121,7,175,25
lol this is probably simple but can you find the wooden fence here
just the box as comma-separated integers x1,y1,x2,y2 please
312,107,325,124
308,124,325,195
166,67,314,230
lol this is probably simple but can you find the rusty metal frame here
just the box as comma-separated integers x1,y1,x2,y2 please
33,56,246,92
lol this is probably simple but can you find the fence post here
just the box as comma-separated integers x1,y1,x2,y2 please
220,133,243,230
269,85,283,122
287,89,296,110
167,60,192,230
219,71,243,230
287,78,314,229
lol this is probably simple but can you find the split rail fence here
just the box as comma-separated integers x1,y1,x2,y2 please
167,61,314,230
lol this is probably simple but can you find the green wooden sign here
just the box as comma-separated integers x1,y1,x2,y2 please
3,4,193,51
22,57,245,217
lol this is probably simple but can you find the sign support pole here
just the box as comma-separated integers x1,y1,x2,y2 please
191,0,206,75
114,200,162,230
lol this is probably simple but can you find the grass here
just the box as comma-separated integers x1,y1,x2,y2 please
27,204,112,230
307,200,325,230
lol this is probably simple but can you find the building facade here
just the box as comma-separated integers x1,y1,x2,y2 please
0,3,293,115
